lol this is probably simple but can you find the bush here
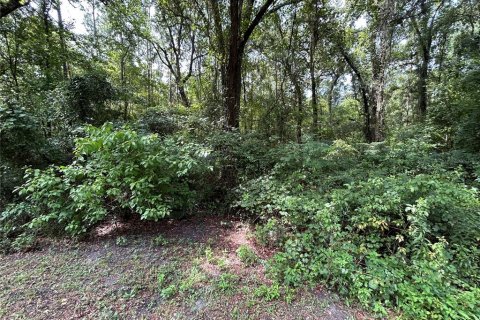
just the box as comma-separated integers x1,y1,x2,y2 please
8,123,212,236
0,202,38,254
254,217,286,247
152,235,169,247
237,137,480,319
236,245,258,266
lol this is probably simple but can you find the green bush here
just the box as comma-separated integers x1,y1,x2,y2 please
0,202,38,254
236,244,258,266
115,236,128,247
237,138,480,319
254,217,286,247
254,283,281,301
216,273,239,292
152,235,169,247
8,123,211,236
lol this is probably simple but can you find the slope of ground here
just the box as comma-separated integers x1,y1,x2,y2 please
0,214,371,319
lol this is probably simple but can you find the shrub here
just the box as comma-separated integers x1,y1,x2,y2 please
160,285,177,299
0,202,38,254
152,235,169,247
216,273,239,292
236,245,258,266
237,137,480,319
9,123,212,236
115,236,128,247
254,283,281,301
254,217,286,247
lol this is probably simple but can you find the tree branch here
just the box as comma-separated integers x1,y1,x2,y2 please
240,0,276,48
0,0,30,19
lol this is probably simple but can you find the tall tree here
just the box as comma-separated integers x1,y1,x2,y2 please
410,0,452,118
335,0,400,142
224,0,276,129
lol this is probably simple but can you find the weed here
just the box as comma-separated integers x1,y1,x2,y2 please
236,245,258,266
254,283,281,301
205,246,215,263
216,273,238,292
152,235,168,247
115,236,128,247
160,285,177,299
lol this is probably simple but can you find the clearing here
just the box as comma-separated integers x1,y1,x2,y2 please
0,214,370,319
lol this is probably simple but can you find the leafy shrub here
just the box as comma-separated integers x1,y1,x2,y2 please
137,109,182,136
207,131,277,181
0,102,47,209
204,246,215,263
9,123,211,236
115,236,128,247
216,273,239,292
236,245,258,266
152,235,169,247
237,137,480,319
160,285,177,299
254,283,281,301
179,266,205,293
254,217,286,247
67,73,117,124
0,202,37,254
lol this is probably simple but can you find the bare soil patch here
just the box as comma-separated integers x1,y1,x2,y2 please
0,214,371,319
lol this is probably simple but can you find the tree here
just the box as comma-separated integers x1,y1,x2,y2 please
410,0,453,119
334,0,401,142
147,1,203,108
224,0,276,129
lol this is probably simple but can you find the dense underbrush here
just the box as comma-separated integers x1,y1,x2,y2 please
1,123,213,250
237,136,480,319
1,124,479,319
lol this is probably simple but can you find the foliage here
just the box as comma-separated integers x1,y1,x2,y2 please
237,136,480,319
254,283,281,302
7,123,211,236
151,235,169,247
236,245,258,266
254,217,286,248
216,273,239,292
1,0,480,317
0,202,37,254
67,73,118,124
115,236,128,247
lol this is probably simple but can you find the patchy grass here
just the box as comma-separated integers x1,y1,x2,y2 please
0,215,371,319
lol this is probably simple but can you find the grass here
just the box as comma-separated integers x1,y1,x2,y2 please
0,216,369,319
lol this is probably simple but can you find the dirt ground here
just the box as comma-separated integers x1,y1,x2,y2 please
0,214,372,319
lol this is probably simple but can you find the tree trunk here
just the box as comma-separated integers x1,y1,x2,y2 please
177,81,191,108
120,38,128,120
224,49,243,129
367,0,395,142
327,73,339,125
294,80,303,144
224,0,243,129
41,0,52,88
417,58,428,119
310,50,318,139
309,0,319,139
223,0,275,130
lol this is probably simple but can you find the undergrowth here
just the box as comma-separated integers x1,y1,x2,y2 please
2,125,479,319
237,135,480,319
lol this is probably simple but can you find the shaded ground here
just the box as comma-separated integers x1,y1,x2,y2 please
0,214,371,319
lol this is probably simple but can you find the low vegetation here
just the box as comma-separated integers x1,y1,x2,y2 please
1,0,479,318
2,125,479,319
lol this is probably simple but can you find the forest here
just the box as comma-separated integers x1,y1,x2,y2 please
0,0,479,318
